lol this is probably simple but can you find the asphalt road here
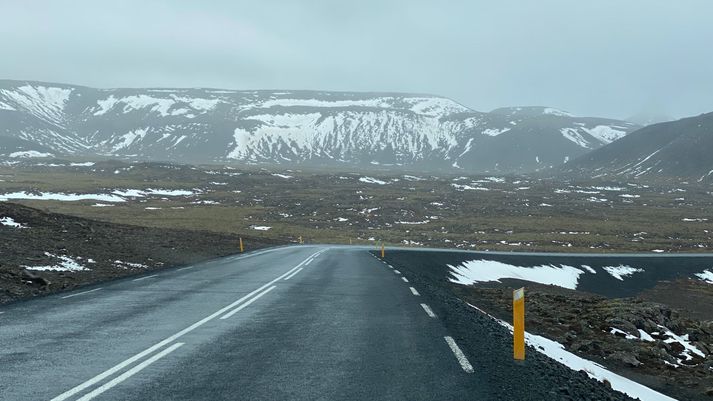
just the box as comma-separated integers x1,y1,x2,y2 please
0,246,492,401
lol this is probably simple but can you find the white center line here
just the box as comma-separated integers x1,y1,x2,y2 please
220,286,276,320
420,303,437,318
401,277,409,283
75,343,185,401
132,274,158,282
394,270,401,275
409,287,420,296
61,288,103,299
283,267,304,280
50,249,322,401
444,336,474,373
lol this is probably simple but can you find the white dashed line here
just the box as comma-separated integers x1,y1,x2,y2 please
219,286,277,320
444,336,474,373
132,274,158,282
420,303,436,318
401,277,409,283
177,266,193,271
394,270,401,275
74,342,185,401
409,287,420,296
283,267,304,280
61,288,103,299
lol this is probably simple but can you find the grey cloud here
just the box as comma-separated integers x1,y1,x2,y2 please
0,0,711,119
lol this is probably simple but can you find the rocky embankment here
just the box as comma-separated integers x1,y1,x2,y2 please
0,202,284,304
457,283,713,400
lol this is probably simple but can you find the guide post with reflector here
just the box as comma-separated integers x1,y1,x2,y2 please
239,237,244,253
381,243,385,258
513,287,525,361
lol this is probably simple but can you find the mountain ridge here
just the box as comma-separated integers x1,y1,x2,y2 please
559,111,713,182
0,79,640,172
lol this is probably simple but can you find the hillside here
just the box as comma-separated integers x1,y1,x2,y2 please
561,112,713,181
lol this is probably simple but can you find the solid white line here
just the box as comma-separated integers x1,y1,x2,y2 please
75,343,185,401
401,277,409,283
132,274,158,282
420,303,436,318
444,336,474,373
220,286,276,320
304,258,314,266
283,267,304,280
50,250,321,401
177,266,194,271
61,288,102,299
394,270,401,275
409,287,420,296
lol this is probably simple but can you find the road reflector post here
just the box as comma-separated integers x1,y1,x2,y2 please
381,242,385,258
239,237,244,253
299,236,303,244
513,287,525,361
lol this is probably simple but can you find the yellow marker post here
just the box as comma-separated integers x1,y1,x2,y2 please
381,242,385,258
513,287,525,361
239,237,244,253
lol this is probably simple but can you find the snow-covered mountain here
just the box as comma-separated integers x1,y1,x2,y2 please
560,111,713,182
0,80,640,172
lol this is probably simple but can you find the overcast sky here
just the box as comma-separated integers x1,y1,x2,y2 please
1,0,711,120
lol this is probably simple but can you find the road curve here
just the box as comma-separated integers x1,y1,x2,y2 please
0,245,631,401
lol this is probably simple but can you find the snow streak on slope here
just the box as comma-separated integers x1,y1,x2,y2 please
0,85,72,126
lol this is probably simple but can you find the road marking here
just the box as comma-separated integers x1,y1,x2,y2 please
220,286,276,320
401,277,409,283
61,288,103,299
283,267,304,280
132,274,158,282
394,270,401,275
444,336,474,373
177,266,193,271
50,249,322,401
409,287,420,296
420,303,436,318
75,343,185,401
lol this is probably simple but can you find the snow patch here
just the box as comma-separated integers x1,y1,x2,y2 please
448,259,585,290
8,151,54,158
695,270,713,284
602,265,643,281
0,217,27,228
24,253,88,272
0,191,125,203
359,176,388,185
481,128,511,137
